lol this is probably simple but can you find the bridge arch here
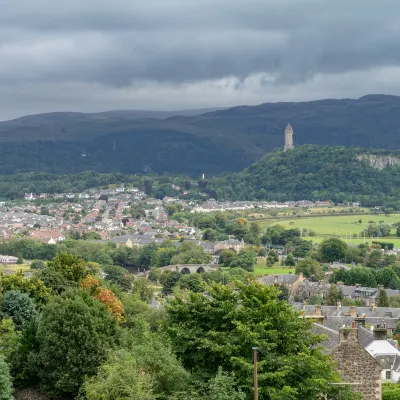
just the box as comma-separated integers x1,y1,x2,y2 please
181,267,191,274
196,266,205,273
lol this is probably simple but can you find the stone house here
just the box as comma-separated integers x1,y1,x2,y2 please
213,239,244,254
330,325,382,400
258,273,304,295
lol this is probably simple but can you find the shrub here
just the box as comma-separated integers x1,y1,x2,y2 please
0,355,13,400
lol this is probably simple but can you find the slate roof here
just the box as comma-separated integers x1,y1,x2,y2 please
358,326,375,348
312,323,339,352
259,274,299,285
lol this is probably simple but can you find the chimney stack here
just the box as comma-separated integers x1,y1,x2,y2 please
373,325,388,341
274,275,278,284
349,306,357,318
339,325,358,343
315,305,322,317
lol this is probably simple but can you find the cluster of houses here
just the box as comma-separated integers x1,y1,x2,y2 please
191,199,335,213
257,273,400,398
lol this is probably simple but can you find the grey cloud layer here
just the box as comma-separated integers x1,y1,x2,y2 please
1,0,400,85
0,0,400,118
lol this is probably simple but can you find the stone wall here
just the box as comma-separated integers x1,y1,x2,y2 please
331,328,382,400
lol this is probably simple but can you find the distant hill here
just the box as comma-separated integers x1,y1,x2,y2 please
2,95,400,174
205,144,400,207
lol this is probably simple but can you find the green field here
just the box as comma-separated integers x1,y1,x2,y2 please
259,214,400,235
253,266,295,276
0,263,31,273
252,258,295,276
258,214,400,247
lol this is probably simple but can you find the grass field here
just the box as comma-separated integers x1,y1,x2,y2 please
253,266,295,276
0,263,31,273
259,214,400,235
252,258,295,276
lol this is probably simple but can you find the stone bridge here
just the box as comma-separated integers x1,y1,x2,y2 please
156,264,220,274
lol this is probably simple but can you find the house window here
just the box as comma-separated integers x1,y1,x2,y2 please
386,371,392,380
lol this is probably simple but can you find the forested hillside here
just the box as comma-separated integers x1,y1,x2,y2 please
1,95,400,174
204,145,400,207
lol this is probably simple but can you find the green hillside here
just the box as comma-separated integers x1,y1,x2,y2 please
205,144,400,208
1,95,400,174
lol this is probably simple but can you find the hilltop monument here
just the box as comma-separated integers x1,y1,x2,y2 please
284,124,294,151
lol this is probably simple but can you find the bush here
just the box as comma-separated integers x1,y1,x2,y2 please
0,355,13,400
82,349,156,400
31,260,46,270
383,382,400,400
1,290,37,329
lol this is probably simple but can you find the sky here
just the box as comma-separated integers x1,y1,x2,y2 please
1,0,400,120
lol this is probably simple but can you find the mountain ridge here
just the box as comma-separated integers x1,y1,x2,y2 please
1,94,400,175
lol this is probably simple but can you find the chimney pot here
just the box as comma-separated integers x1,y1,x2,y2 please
349,306,357,318
373,327,388,341
339,326,358,343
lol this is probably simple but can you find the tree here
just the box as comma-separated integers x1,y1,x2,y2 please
31,260,46,270
82,349,156,400
377,289,389,307
308,295,323,305
36,289,120,398
318,239,348,263
151,247,176,268
394,222,400,237
162,271,182,295
266,256,275,268
0,318,20,361
46,253,87,283
376,268,400,289
0,355,13,400
171,242,211,265
292,240,313,259
366,250,382,269
229,250,256,272
120,329,189,398
102,264,132,291
17,253,23,264
208,367,245,400
361,223,391,238
0,290,37,329
326,285,339,306
284,253,296,266
166,282,343,399
296,258,323,281
34,266,72,295
268,249,279,262
218,250,236,266
132,277,154,301
178,274,204,293
0,271,49,305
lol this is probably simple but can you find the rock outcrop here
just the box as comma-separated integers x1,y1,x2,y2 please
357,154,400,170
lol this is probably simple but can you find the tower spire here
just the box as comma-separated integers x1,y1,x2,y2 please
284,124,294,151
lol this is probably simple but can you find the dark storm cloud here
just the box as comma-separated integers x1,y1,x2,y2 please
1,0,400,119
1,0,400,86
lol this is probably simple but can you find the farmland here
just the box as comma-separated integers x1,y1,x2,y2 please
259,213,400,234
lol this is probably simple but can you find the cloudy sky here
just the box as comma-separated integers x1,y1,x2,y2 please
1,0,400,119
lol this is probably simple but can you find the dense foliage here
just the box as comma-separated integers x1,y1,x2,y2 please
166,282,353,400
204,145,400,208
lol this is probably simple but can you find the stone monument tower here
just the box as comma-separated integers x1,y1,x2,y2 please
284,123,294,152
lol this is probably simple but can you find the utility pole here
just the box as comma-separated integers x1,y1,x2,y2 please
252,347,258,400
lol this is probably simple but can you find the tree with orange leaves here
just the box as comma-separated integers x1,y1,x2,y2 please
81,275,124,321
